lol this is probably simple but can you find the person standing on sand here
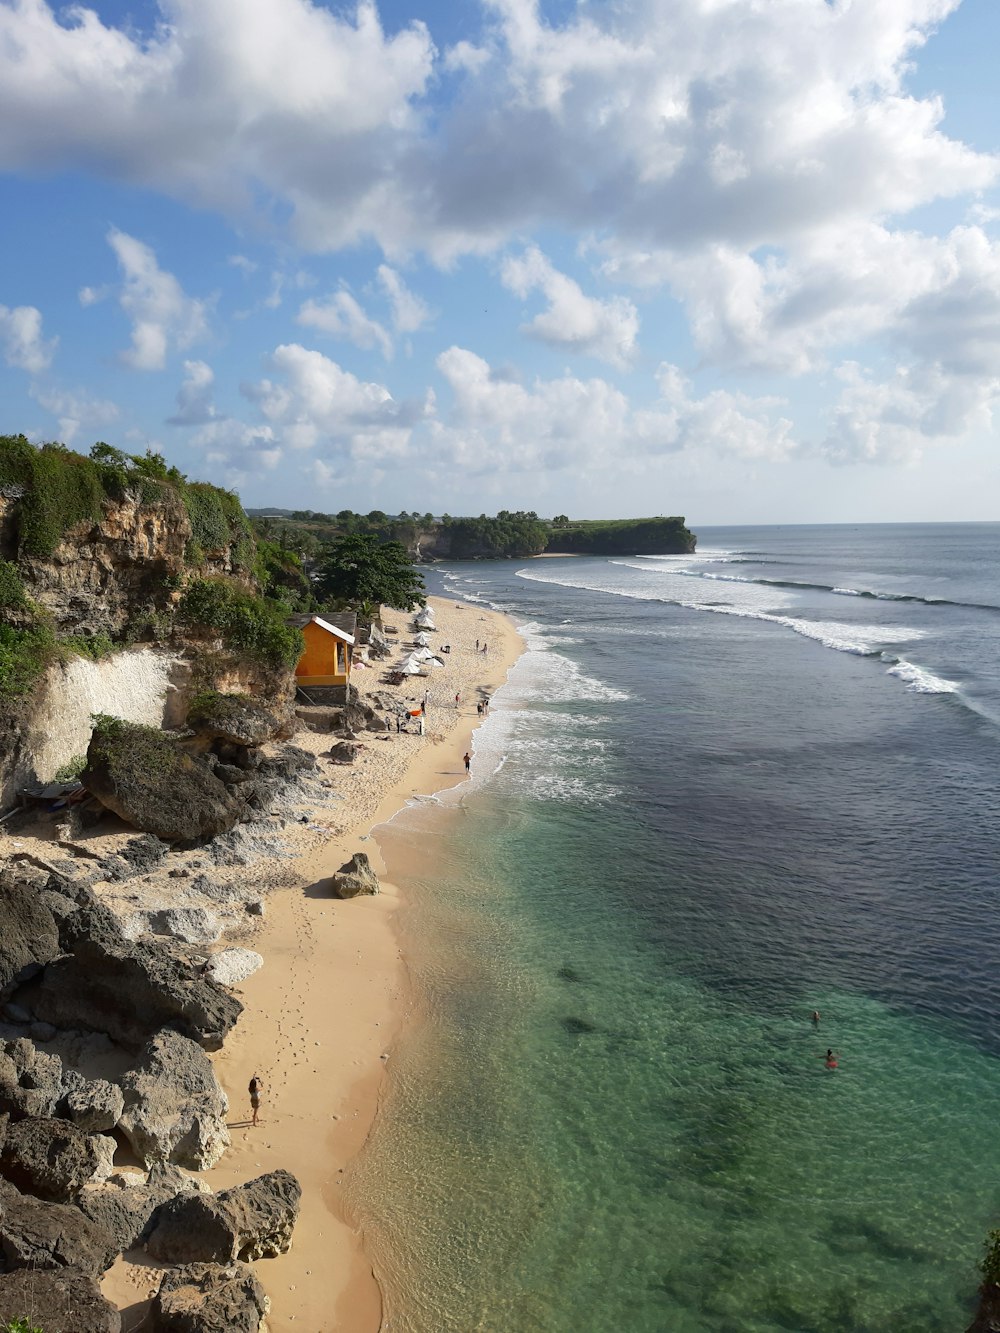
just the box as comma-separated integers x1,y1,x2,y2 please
249,1074,263,1125
475,639,480,652
455,692,461,708
464,751,471,773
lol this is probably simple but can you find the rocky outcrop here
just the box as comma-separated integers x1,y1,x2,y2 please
124,907,223,945
207,950,263,987
146,1169,301,1264
0,1117,115,1201
84,718,244,843
187,692,285,749
62,1074,125,1133
151,1260,270,1333
76,1163,202,1253
0,868,61,995
0,1178,118,1275
0,1038,65,1120
328,851,380,899
20,891,242,1051
968,1283,1000,1333
0,1265,122,1332
119,1029,230,1170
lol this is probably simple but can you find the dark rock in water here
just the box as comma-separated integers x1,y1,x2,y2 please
328,852,379,899
146,1169,301,1265
20,891,241,1052
560,1015,597,1035
83,717,244,843
0,1038,65,1119
151,1260,269,1332
556,965,585,984
119,1029,230,1170
76,1162,200,1253
0,1117,115,1201
0,1266,122,1332
187,692,285,749
968,1283,1000,1333
0,1178,118,1275
0,868,61,995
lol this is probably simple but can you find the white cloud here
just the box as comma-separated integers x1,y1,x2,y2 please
168,360,218,426
501,247,639,367
106,229,208,371
297,289,393,359
377,265,430,334
432,346,795,472
191,418,281,472
0,304,57,373
30,383,119,445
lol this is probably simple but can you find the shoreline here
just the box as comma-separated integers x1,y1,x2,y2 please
197,595,524,1332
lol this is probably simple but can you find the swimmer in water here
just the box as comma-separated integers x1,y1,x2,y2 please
811,1010,820,1024
824,1049,838,1069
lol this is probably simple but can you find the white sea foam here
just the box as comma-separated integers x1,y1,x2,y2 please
884,658,959,693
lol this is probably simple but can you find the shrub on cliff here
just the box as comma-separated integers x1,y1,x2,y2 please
180,579,303,669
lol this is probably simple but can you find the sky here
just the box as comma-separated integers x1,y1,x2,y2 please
1,0,999,525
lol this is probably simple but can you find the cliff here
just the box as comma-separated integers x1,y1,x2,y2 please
0,436,302,806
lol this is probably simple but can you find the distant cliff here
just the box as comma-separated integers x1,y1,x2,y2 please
0,436,303,805
545,517,695,556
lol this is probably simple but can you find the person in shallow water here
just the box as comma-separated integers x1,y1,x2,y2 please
824,1049,838,1069
811,1010,821,1024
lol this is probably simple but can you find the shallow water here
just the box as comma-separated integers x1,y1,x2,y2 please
352,524,1000,1332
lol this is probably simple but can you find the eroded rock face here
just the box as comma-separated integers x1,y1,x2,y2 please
0,1178,118,1275
146,1169,301,1265
119,1030,230,1170
21,893,241,1052
0,1265,122,1333
329,851,380,899
151,1260,270,1333
0,1117,115,1201
62,1075,125,1134
0,868,61,995
0,1038,65,1120
75,1162,202,1254
187,692,284,749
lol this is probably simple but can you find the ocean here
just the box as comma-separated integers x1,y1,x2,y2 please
354,523,1000,1333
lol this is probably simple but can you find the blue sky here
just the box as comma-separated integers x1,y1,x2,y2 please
0,0,998,524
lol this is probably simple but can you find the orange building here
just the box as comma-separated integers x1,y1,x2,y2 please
290,612,357,688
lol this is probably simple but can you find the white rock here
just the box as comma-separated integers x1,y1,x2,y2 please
207,949,264,987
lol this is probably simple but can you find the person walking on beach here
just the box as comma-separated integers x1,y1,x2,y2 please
475,639,480,652
249,1074,263,1126
423,689,430,711
455,692,461,708
477,701,483,717
463,751,471,773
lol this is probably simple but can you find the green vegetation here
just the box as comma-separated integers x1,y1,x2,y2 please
54,754,87,781
254,539,312,609
87,713,185,784
181,578,304,668
440,511,549,558
0,622,57,710
315,533,425,613
547,516,695,555
3,1319,44,1333
0,560,29,610
182,481,255,570
58,633,116,662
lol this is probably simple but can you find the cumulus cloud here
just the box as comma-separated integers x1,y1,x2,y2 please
431,346,795,471
0,303,57,373
106,229,209,370
297,289,393,359
30,383,119,445
377,265,430,334
167,360,218,426
502,247,639,367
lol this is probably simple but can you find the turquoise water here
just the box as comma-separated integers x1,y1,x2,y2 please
351,529,1000,1332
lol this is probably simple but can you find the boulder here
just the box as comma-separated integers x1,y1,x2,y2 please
151,1260,269,1333
149,908,222,946
207,950,263,987
83,717,244,843
187,692,284,749
146,1169,301,1264
0,1179,118,1275
62,1076,125,1134
0,869,61,995
19,895,241,1052
76,1162,201,1253
99,834,169,882
0,1266,121,1333
328,741,362,764
0,1117,115,1201
0,1039,66,1120
119,1030,230,1170
329,852,380,899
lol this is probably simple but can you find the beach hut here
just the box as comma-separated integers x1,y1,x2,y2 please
289,612,357,688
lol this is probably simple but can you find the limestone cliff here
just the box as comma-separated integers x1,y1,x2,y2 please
0,437,302,806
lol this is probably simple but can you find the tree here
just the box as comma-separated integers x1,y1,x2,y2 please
552,514,569,527
316,533,425,613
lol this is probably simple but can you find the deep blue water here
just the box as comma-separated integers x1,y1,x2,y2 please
357,523,1000,1333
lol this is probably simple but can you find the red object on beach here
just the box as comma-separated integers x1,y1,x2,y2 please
408,709,421,717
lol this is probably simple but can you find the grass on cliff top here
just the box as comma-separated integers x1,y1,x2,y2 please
0,435,254,569
181,578,304,670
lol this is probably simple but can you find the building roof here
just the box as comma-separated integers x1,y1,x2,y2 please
288,610,357,644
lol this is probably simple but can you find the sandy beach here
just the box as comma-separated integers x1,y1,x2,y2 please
143,594,522,1331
